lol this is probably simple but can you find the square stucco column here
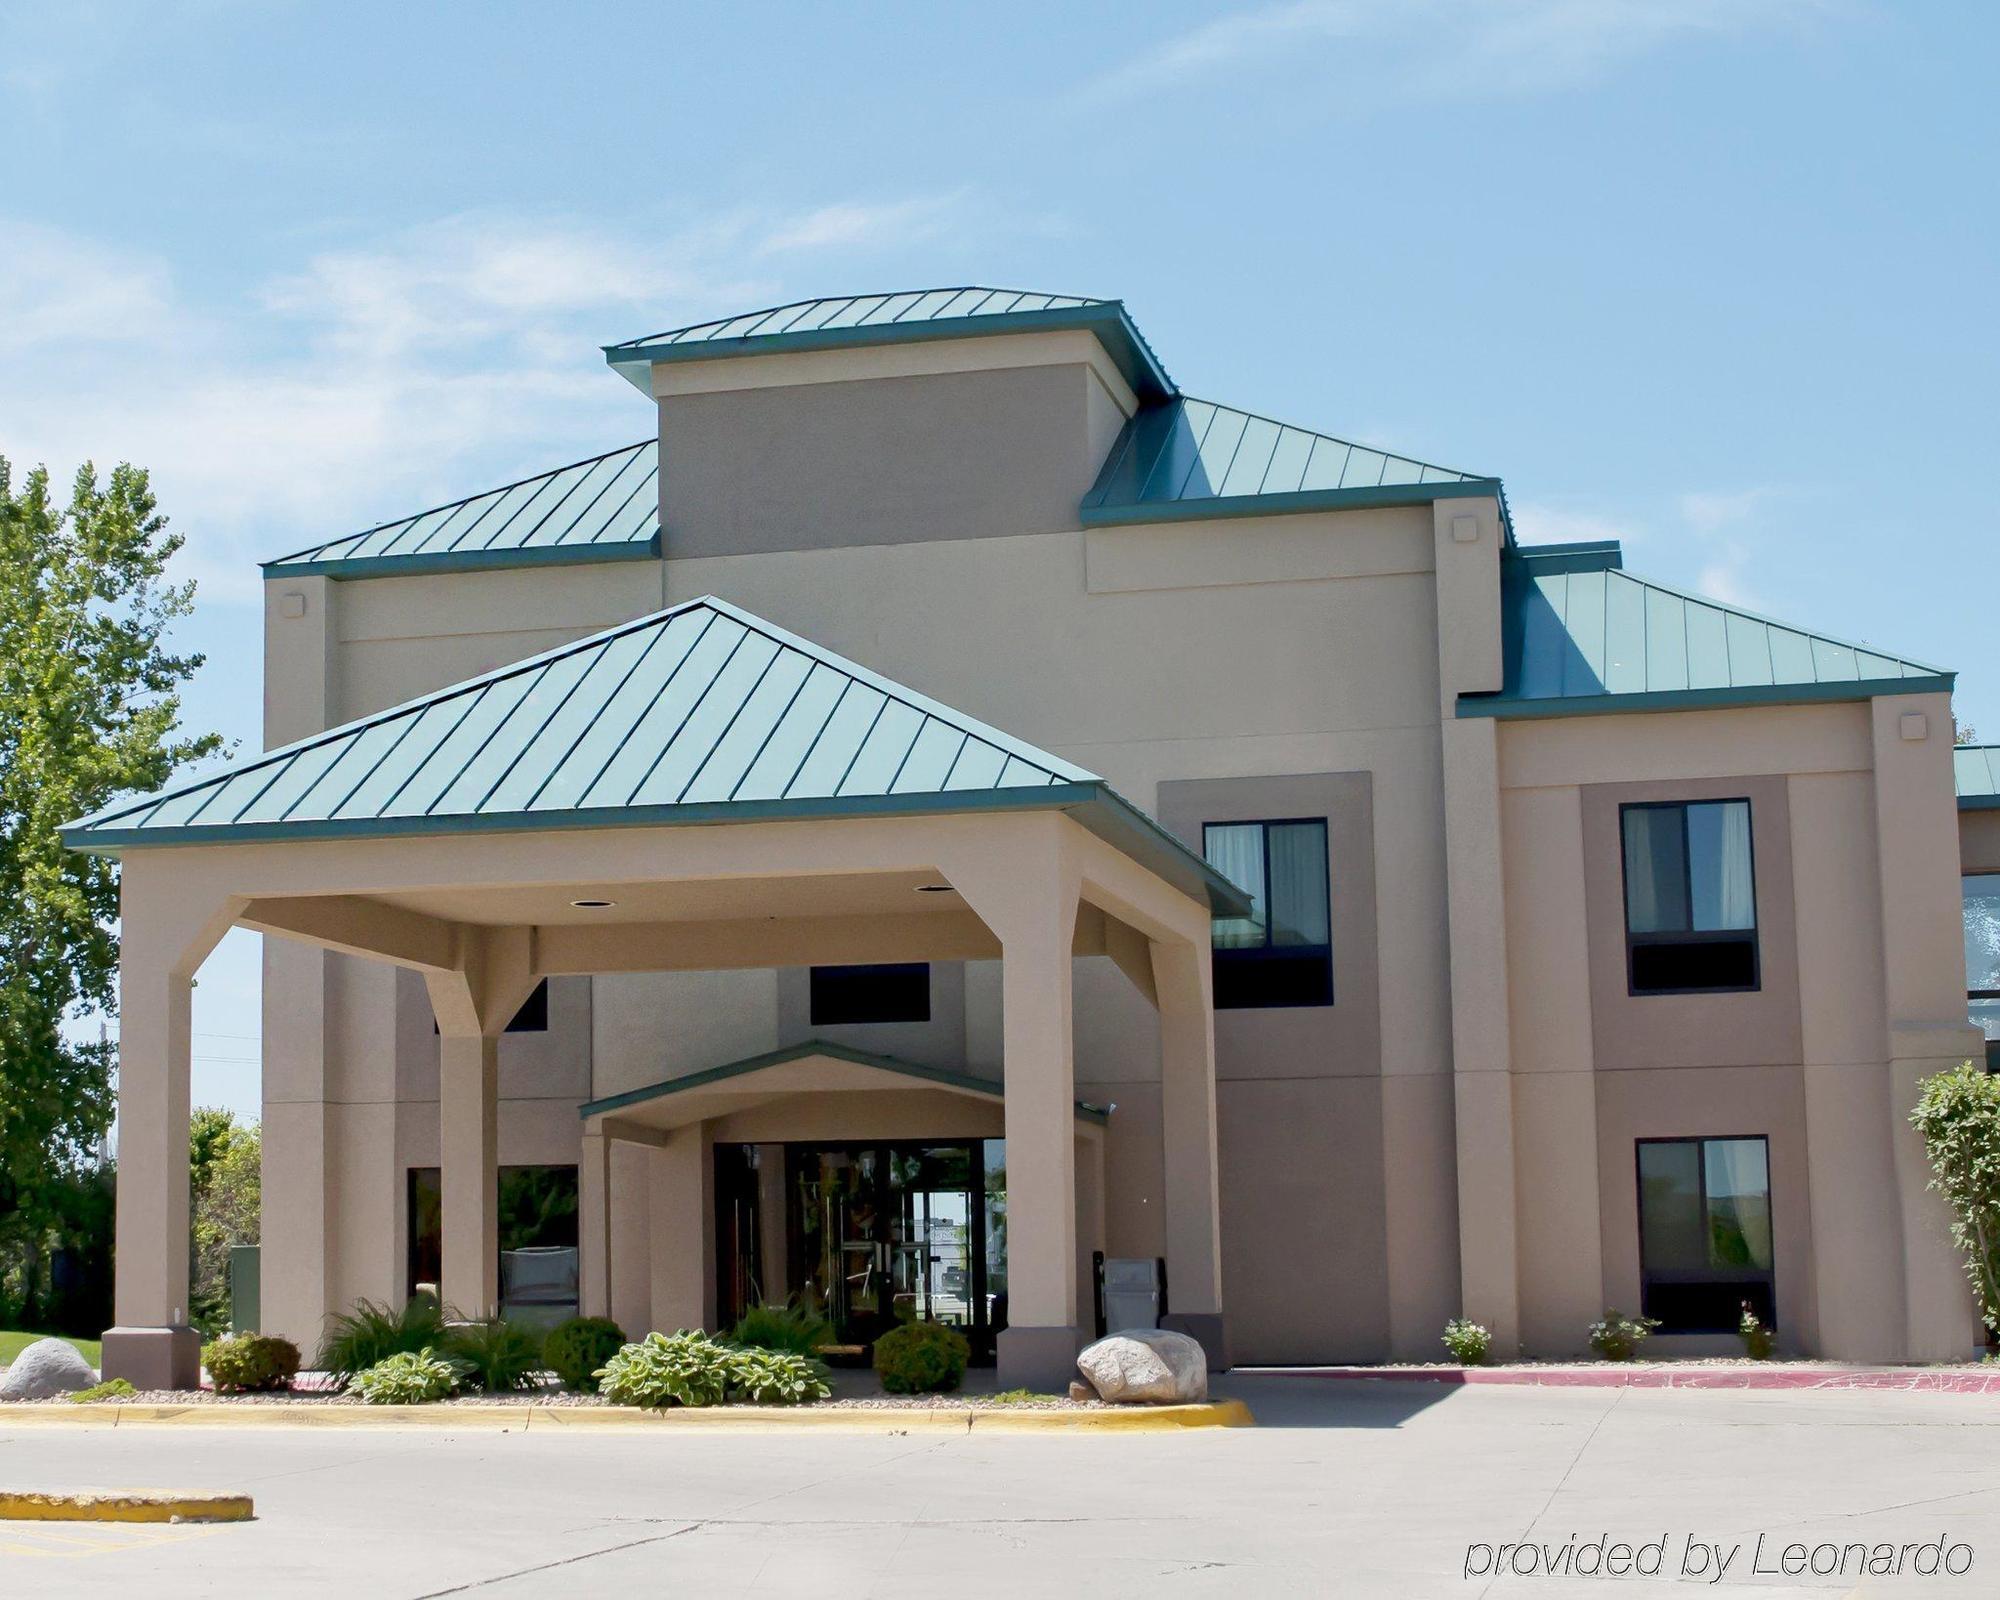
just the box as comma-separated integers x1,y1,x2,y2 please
438,1034,501,1320
951,829,1084,1391
579,1130,611,1319
650,1125,715,1331
1152,938,1228,1369
103,949,201,1389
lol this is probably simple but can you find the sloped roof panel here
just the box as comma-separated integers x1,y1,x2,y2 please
1463,544,1952,718
1958,746,2000,809
264,440,660,579
1080,396,1500,526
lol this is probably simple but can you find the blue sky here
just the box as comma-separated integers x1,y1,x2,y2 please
4,0,1993,1121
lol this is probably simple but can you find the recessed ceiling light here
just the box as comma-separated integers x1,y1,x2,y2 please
914,883,956,894
571,898,616,909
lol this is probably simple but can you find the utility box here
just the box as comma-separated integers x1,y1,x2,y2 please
1094,1254,1166,1337
228,1244,261,1335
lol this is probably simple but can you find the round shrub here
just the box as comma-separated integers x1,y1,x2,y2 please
543,1316,627,1391
1587,1309,1661,1362
350,1347,464,1405
872,1321,969,1394
203,1333,302,1393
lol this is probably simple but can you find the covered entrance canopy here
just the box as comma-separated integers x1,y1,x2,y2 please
66,596,1244,1391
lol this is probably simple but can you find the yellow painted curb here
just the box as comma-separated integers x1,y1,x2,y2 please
0,1397,1252,1433
0,1489,253,1524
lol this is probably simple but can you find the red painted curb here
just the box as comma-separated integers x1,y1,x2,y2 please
1247,1365,2000,1394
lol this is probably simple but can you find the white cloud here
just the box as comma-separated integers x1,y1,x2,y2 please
1510,501,1637,547
1088,0,1833,104
1,197,993,605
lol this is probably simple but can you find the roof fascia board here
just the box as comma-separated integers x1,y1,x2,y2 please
263,534,661,583
1078,477,1505,527
1458,673,1958,720
1960,794,2000,811
1507,541,1624,574
606,302,1175,404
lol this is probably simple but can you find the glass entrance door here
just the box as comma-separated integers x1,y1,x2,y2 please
777,1140,1003,1361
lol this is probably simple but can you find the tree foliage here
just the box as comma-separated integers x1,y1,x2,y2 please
1910,1063,2000,1333
0,457,219,1238
190,1108,260,1334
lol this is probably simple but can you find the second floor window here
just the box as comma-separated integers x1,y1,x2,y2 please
1620,800,1758,995
809,963,931,1025
1965,873,2000,1066
1203,819,1333,1010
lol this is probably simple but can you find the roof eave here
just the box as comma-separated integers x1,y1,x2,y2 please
262,534,661,583
1457,673,1958,721
604,301,1177,404
1079,477,1505,528
1960,795,2000,811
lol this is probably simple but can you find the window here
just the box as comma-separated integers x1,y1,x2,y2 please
406,1164,579,1302
809,963,931,1025
1620,800,1758,994
1637,1137,1774,1333
1965,873,2000,1069
1202,819,1333,1010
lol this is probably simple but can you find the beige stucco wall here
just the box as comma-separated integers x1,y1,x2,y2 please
250,326,1975,1365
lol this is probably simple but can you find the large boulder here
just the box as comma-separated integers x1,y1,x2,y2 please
1075,1328,1207,1404
0,1338,98,1400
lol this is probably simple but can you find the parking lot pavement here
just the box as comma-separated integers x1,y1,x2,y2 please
2,1375,1998,1597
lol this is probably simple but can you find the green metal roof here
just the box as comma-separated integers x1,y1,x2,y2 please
580,1039,1108,1124
64,596,1248,914
1082,396,1500,527
1460,543,1953,720
605,287,1175,403
1958,746,2000,810
264,440,660,580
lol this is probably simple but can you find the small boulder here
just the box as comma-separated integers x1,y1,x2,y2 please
1067,1378,1097,1403
1076,1328,1207,1405
0,1338,98,1401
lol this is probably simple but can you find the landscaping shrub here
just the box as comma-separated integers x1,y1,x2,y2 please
1588,1309,1660,1362
317,1296,447,1383
1737,1304,1775,1361
596,1330,830,1409
542,1316,626,1391
350,1347,464,1405
203,1333,301,1393
729,1296,833,1359
66,1378,135,1404
444,1318,543,1393
1441,1317,1492,1365
872,1321,969,1394
1911,1063,2000,1334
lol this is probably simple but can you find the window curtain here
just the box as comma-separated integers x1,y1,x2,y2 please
1622,807,1685,933
1204,824,1266,949
1705,801,1756,931
1267,822,1329,947
1702,1138,1772,1271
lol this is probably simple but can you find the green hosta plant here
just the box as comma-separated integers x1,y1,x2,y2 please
542,1316,627,1391
203,1334,301,1393
1441,1317,1493,1366
730,1295,834,1359
350,1347,465,1405
596,1330,831,1408
317,1296,448,1384
1588,1309,1661,1362
1911,1063,2000,1334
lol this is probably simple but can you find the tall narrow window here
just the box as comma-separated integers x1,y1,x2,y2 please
1965,873,2000,1069
1637,1136,1774,1333
1620,800,1758,994
1202,819,1333,1009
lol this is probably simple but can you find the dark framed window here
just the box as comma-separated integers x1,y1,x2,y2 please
1965,873,2000,1070
431,978,548,1035
1636,1136,1774,1333
1619,800,1759,994
1202,819,1333,1010
405,1163,579,1300
810,963,931,1025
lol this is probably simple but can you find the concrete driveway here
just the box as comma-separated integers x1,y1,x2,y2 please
1,1375,1997,1596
